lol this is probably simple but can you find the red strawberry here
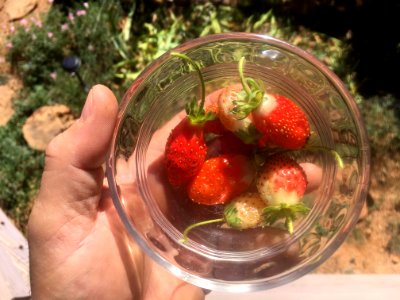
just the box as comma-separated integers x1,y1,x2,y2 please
187,154,255,205
165,52,215,186
203,103,225,134
219,132,254,156
256,155,309,234
204,117,227,135
230,57,310,149
252,94,310,149
165,118,207,186
206,130,254,158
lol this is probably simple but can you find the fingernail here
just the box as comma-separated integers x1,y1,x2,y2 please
80,86,95,121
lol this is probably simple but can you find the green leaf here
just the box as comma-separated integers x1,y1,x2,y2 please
231,57,265,119
253,9,273,30
122,2,136,42
263,203,310,234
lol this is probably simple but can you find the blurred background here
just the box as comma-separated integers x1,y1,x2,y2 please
0,0,399,274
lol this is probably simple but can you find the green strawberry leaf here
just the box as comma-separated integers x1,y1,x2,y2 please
230,57,265,119
263,202,310,234
185,96,216,125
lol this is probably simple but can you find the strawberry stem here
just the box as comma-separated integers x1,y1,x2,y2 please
303,146,344,169
285,216,294,235
180,218,224,244
171,52,214,124
258,146,344,169
231,56,265,119
238,57,252,96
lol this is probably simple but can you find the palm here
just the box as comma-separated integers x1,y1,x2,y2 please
28,126,201,299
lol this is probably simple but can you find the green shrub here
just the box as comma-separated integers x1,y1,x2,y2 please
386,220,400,255
360,94,400,155
7,2,122,108
0,110,43,230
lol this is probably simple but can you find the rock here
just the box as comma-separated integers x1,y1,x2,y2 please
3,0,37,21
22,104,76,151
391,255,399,264
0,83,15,126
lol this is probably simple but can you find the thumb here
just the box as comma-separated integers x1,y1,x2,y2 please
48,84,118,170
36,85,118,212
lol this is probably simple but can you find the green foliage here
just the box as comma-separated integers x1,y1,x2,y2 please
0,75,9,85
348,227,366,245
0,110,44,230
359,94,400,155
113,3,244,84
386,220,400,255
7,2,120,108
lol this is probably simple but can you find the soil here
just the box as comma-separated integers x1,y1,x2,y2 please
316,153,400,273
0,0,399,275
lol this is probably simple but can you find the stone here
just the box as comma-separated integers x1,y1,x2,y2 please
3,0,38,21
0,83,15,126
22,104,76,151
391,255,399,264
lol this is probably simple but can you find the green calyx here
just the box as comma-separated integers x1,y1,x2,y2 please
224,203,242,229
231,56,265,120
179,202,247,244
263,202,310,234
171,52,215,125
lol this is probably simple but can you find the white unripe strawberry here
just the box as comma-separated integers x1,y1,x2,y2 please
224,193,266,229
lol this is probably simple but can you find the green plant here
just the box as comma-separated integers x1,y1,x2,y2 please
360,94,400,155
386,220,400,255
112,3,243,84
0,74,9,85
7,2,121,107
348,227,366,245
0,110,44,230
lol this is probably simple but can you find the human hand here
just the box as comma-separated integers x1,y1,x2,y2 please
27,85,205,300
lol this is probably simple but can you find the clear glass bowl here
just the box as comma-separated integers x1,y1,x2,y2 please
106,33,370,292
